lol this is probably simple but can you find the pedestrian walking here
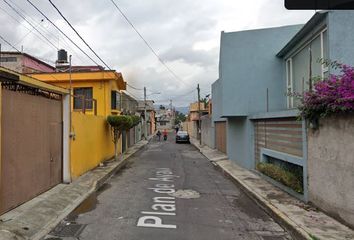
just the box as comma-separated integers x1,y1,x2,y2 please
156,130,161,141
163,129,168,141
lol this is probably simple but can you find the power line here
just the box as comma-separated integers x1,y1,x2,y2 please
0,3,64,57
26,0,101,66
0,4,26,26
10,0,87,63
3,0,58,50
123,90,143,100
109,0,190,87
0,34,60,78
48,0,111,70
151,88,196,102
127,83,143,91
0,34,20,52
14,19,44,46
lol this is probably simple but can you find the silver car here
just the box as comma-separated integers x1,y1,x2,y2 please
175,131,190,143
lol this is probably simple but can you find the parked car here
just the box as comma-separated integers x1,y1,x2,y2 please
175,131,190,143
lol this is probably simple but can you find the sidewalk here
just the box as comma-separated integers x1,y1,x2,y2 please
190,138,354,240
0,139,150,240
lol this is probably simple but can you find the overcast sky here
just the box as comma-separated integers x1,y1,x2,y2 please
0,0,315,106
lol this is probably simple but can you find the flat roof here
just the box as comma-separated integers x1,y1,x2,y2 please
0,51,55,70
277,11,328,57
0,67,69,94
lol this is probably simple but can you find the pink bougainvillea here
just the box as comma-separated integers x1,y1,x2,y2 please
300,64,354,120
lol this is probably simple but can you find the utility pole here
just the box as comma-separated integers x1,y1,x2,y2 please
69,55,74,139
170,99,173,128
144,86,147,140
197,84,201,145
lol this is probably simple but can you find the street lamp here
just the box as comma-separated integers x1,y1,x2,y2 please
147,92,161,97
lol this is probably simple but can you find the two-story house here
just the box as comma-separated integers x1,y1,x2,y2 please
211,10,354,203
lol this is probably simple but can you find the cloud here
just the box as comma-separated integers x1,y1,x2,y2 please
0,0,314,106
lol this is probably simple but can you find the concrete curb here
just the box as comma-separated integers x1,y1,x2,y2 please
0,139,150,240
192,141,310,240
214,163,311,240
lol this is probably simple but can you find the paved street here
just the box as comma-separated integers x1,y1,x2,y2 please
46,133,291,240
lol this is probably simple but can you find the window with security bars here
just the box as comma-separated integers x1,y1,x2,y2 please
111,90,121,110
74,87,93,110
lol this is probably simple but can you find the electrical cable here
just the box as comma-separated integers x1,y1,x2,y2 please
48,0,111,70
127,83,143,91
11,0,87,64
0,34,61,79
0,34,20,52
109,0,191,87
26,0,101,67
123,90,143,100
3,0,58,50
14,19,44,46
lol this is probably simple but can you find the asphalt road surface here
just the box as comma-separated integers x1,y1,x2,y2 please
46,133,292,240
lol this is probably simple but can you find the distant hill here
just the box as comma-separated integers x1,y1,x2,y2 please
175,107,189,115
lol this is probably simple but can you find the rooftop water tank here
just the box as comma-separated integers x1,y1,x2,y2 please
57,49,68,63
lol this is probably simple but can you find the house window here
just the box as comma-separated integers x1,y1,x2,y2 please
286,28,328,108
111,91,121,110
286,59,293,108
321,30,329,78
74,87,93,110
0,57,17,62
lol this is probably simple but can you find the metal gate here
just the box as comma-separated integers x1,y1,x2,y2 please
128,127,135,147
215,121,227,153
122,130,126,153
0,89,62,214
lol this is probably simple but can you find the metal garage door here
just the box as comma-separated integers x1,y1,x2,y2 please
0,89,62,214
215,121,227,153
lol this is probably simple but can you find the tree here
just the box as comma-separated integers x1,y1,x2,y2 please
107,115,133,161
174,111,187,125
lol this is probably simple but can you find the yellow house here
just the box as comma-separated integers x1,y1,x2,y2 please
30,70,127,179
30,70,126,116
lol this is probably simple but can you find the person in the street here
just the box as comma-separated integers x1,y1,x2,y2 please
163,129,168,141
175,126,179,133
156,130,161,141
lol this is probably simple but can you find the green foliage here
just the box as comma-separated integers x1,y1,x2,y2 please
257,162,303,194
107,115,133,131
131,115,141,127
309,234,320,240
174,111,186,125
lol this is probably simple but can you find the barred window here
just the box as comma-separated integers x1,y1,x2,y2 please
74,87,93,110
111,91,121,110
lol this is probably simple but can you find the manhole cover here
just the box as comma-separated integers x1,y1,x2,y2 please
51,223,86,237
169,189,200,199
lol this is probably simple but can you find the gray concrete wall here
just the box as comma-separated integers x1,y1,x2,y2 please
201,115,215,149
308,114,354,228
219,25,303,117
226,117,254,169
211,79,225,123
182,121,198,139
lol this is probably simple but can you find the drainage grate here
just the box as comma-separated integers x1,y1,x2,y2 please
51,223,86,237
